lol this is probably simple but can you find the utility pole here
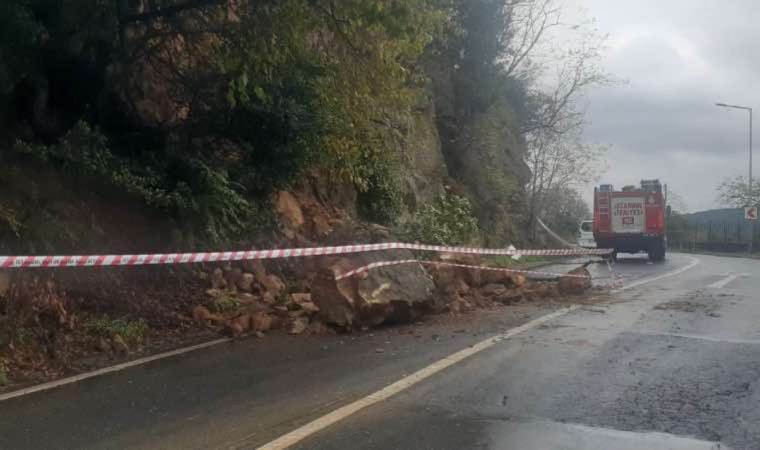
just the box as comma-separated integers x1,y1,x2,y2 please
716,102,754,253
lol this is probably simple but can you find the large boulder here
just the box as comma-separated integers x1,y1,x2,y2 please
311,251,434,328
558,266,592,295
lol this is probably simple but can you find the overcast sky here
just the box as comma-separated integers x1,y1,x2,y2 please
563,0,760,212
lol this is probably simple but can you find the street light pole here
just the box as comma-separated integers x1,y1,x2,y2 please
716,102,754,253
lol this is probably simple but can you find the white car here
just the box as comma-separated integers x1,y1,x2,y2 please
577,220,596,248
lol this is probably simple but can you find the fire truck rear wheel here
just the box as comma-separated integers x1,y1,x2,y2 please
648,239,666,262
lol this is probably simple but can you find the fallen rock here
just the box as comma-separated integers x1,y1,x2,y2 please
256,272,285,297
226,268,243,292
237,273,255,292
96,337,112,353
307,318,328,334
289,317,309,335
510,273,527,288
192,305,223,326
494,289,524,304
227,320,244,338
558,266,592,295
252,312,273,332
481,283,507,298
228,314,252,337
291,293,312,304
438,253,482,286
193,305,213,323
291,293,319,314
205,288,223,298
112,334,129,355
261,291,276,304
237,292,257,304
210,268,227,290
311,251,433,328
235,313,252,331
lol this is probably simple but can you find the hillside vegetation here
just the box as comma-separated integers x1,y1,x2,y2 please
1,0,607,252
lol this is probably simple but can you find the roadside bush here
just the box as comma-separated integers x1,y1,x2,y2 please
400,193,480,245
211,296,240,313
85,316,149,344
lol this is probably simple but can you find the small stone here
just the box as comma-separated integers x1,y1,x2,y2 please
252,312,273,332
96,337,111,353
238,273,255,292
289,317,309,335
510,274,527,287
375,348,385,353
230,314,252,335
205,288,223,298
210,268,227,290
112,334,129,355
192,305,213,324
227,321,244,338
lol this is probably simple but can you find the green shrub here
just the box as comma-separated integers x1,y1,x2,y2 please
85,317,149,344
400,193,480,245
211,296,240,313
12,122,258,244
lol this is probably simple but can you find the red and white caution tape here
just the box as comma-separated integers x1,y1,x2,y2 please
0,243,612,269
335,260,593,281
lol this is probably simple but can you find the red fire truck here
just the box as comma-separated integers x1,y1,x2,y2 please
593,179,667,261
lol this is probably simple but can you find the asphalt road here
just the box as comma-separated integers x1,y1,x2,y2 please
2,252,759,449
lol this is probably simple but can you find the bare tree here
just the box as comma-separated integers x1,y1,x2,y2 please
500,0,562,79
717,176,760,207
497,0,615,238
525,123,606,237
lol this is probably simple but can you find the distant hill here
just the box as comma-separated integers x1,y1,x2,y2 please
684,208,746,226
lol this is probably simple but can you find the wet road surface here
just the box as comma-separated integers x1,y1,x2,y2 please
2,252,759,449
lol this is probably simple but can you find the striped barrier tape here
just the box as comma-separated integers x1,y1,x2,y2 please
335,259,594,281
0,243,612,269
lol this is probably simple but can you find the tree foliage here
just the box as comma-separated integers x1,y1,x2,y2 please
400,192,480,245
0,0,611,247
717,176,760,208
539,186,590,240
1,0,446,243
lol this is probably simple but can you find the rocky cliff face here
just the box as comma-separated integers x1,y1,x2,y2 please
401,92,448,214
418,55,531,246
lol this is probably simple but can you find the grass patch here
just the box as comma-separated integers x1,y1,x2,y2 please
85,316,149,344
211,296,240,313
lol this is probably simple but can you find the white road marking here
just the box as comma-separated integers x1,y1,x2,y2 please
708,273,738,288
708,273,748,289
256,306,581,450
0,338,230,402
612,256,700,293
